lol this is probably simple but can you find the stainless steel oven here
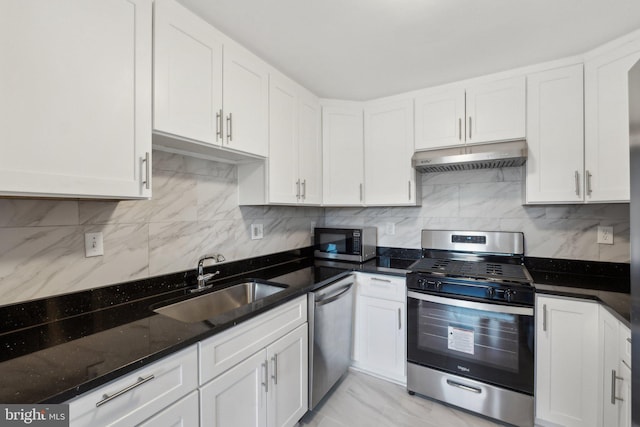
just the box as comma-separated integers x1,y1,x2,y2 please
406,230,535,427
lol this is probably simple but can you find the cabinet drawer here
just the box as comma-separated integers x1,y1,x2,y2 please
138,390,199,427
199,295,307,384
357,273,406,302
68,345,198,427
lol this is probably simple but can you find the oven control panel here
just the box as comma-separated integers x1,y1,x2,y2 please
407,274,534,306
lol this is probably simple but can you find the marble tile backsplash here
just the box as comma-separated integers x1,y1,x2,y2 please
0,158,630,305
0,150,324,305
324,167,630,263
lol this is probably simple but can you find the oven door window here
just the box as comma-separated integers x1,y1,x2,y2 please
407,293,534,395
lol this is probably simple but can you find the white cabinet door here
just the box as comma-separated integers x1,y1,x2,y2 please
138,390,199,427
0,0,152,199
618,324,632,427
223,43,269,157
153,0,223,146
602,307,621,427
200,350,268,427
267,325,308,427
354,295,406,383
465,76,526,144
298,91,323,205
268,74,299,204
535,295,599,427
525,64,585,203
322,104,365,206
364,99,417,206
414,88,465,150
584,39,640,202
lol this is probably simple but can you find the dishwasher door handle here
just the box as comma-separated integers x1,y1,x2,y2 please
315,283,354,307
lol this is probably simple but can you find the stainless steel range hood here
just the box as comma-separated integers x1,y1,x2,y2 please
411,140,527,173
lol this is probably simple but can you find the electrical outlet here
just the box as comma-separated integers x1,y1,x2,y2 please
85,232,104,257
385,222,396,235
251,223,264,240
310,221,317,235
597,226,614,245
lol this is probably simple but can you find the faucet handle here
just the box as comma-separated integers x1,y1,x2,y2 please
216,254,226,262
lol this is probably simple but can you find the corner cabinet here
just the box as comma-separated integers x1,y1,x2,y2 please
364,99,419,206
525,64,585,203
601,307,632,427
535,294,600,427
153,0,269,160
0,0,152,199
322,102,365,206
352,273,406,384
584,36,640,202
414,75,525,151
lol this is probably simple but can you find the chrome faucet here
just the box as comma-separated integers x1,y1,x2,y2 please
193,254,226,292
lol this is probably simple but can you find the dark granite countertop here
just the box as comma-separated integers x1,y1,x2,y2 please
0,248,415,405
0,246,630,405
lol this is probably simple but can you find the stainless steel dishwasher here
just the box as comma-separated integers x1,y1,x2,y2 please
308,275,355,410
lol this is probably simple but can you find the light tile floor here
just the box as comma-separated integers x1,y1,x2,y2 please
299,370,504,427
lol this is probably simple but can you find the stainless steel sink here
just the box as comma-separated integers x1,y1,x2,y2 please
153,280,287,323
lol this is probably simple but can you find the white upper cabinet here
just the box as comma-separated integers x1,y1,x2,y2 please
223,43,270,157
414,76,525,151
364,98,418,205
584,37,640,202
0,0,152,199
153,0,268,159
526,64,585,203
465,76,526,144
239,73,321,205
414,88,466,150
153,0,223,145
322,102,365,206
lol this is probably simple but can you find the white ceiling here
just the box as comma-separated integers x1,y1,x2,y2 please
177,0,640,101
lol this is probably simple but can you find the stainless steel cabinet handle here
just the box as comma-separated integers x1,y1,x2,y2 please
296,179,300,199
262,361,269,392
302,179,306,200
586,170,593,195
398,308,401,330
371,277,392,283
359,183,363,201
574,171,580,196
226,113,233,142
271,354,278,385
458,118,462,141
96,374,155,407
216,109,223,141
468,117,472,139
611,370,623,404
408,181,411,200
446,379,481,394
542,304,547,332
142,152,150,190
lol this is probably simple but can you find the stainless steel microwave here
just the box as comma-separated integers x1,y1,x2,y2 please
314,227,377,262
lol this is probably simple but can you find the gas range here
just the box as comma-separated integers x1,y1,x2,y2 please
406,231,534,306
406,230,535,427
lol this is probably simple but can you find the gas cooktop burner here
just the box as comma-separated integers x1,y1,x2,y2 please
409,258,532,285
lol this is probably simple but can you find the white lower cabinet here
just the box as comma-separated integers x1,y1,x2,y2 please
138,390,199,427
199,296,308,427
535,294,632,427
352,273,406,384
68,346,199,427
601,307,632,427
535,295,599,427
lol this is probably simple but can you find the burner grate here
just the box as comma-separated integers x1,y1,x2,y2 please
409,257,531,284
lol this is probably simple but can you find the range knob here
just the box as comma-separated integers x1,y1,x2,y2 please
504,289,515,303
417,278,426,289
486,287,495,299
435,281,443,292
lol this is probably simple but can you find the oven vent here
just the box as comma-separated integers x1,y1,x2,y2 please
412,140,527,173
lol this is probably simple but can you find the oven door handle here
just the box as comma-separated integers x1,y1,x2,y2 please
407,291,534,316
